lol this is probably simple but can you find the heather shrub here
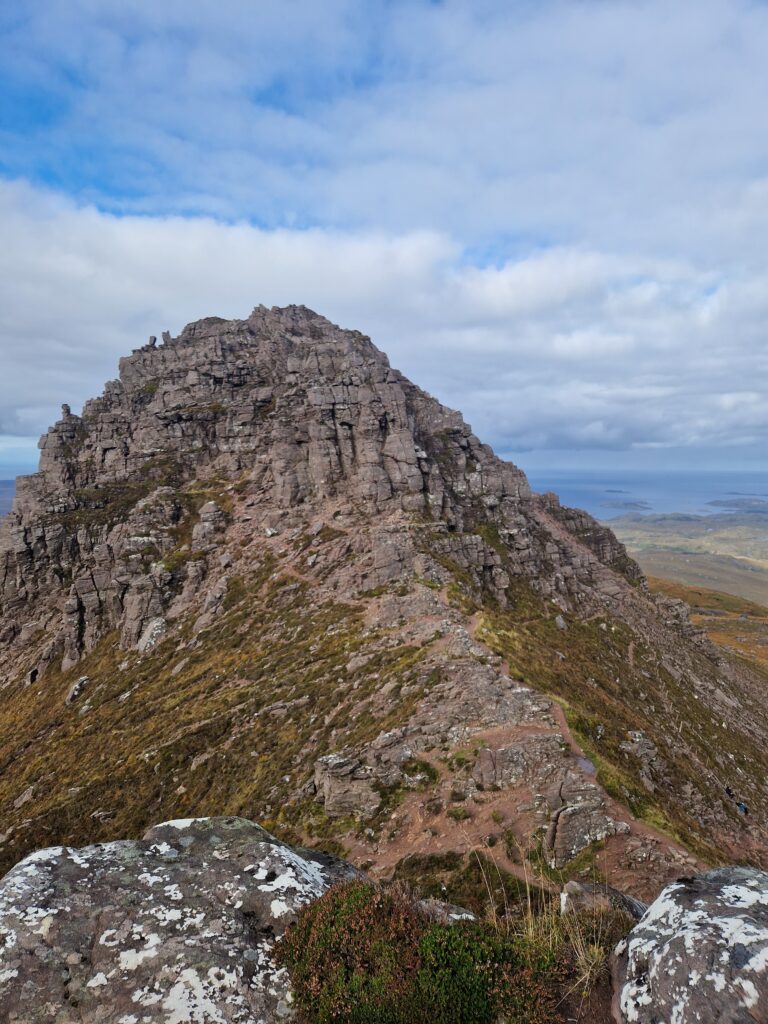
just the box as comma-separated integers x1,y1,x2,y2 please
415,921,559,1024
274,880,562,1024
274,881,424,1024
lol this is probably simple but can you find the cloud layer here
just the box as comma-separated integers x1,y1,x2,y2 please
1,180,766,476
5,0,768,251
1,1,768,473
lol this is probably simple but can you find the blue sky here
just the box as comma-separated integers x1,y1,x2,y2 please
1,0,767,479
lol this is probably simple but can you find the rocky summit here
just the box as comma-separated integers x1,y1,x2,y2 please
1,305,767,923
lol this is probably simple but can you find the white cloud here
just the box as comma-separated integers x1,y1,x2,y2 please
2,1,768,473
5,0,768,258
0,180,766,478
551,330,635,359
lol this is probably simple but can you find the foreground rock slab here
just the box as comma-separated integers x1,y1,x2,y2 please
0,816,356,1023
615,867,768,1023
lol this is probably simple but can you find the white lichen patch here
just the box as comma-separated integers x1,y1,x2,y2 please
132,985,164,1007
119,930,162,970
720,883,768,909
162,966,240,1024
138,870,169,888
158,819,208,830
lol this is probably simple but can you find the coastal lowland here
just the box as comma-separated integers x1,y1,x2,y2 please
611,504,768,608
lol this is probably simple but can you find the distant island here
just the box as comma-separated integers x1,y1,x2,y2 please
707,497,768,512
600,499,653,511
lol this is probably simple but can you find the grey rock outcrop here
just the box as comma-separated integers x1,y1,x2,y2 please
0,816,358,1023
0,305,640,674
314,752,384,818
615,867,768,1023
545,772,630,868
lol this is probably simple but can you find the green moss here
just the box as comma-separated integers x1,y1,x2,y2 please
445,750,473,771
401,759,440,787
171,402,227,417
475,523,507,560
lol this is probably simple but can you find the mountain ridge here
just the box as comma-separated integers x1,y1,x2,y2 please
1,305,766,899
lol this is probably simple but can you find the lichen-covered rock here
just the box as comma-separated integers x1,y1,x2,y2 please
615,867,768,1023
0,816,358,1022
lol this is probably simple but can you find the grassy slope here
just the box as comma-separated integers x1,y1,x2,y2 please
471,575,768,865
646,576,768,674
0,547,437,875
630,549,768,607
2,514,768,884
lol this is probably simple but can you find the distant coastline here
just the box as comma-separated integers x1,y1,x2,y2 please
526,468,768,606
526,467,768,520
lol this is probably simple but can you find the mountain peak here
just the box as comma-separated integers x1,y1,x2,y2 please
0,307,766,899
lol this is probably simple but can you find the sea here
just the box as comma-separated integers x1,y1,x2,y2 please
524,469,768,520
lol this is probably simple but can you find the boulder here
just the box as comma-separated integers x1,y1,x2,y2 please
314,752,383,818
0,816,358,1022
545,772,630,868
614,867,768,1023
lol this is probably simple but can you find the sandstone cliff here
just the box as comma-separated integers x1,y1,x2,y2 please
0,306,766,896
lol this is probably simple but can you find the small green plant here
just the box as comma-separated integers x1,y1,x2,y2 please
445,750,473,771
401,758,439,787
161,547,206,573
447,805,472,821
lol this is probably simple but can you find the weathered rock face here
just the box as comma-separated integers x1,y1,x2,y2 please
546,772,630,868
0,304,638,674
615,868,768,1023
0,816,357,1023
314,753,384,819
